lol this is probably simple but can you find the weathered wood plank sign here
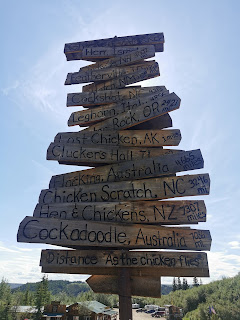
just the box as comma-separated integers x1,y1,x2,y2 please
78,45,158,60
81,93,181,131
66,86,169,107
66,44,163,61
85,113,172,132
65,60,158,85
40,249,209,271
80,62,160,92
47,143,181,166
64,32,164,56
38,173,210,204
82,85,167,99
18,217,211,250
68,91,169,126
34,200,207,225
54,129,181,147
47,149,202,185
79,46,156,73
41,264,208,277
86,275,161,298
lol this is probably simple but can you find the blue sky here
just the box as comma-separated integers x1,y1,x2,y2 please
1,0,240,285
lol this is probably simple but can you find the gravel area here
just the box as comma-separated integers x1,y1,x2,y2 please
114,308,167,320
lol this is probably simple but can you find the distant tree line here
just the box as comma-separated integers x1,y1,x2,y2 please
172,277,202,292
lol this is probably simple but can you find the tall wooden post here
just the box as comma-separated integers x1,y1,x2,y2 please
118,268,132,320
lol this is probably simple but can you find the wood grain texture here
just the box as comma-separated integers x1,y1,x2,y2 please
54,129,181,147
41,265,209,277
82,84,166,96
40,249,209,271
18,217,211,250
67,86,168,107
127,114,172,130
66,44,163,61
38,173,210,204
87,274,161,297
68,91,169,127
78,45,157,60
78,46,155,73
65,60,158,85
85,92,180,131
64,33,164,54
48,150,180,186
80,66,159,93
79,62,159,92
47,150,202,186
47,143,181,166
34,200,207,225
83,114,172,132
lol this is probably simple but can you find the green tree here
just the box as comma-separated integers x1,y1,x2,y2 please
182,278,189,290
177,277,182,290
193,277,199,287
34,275,51,320
0,278,12,320
172,278,177,292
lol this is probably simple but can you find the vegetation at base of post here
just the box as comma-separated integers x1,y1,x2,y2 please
1,273,239,319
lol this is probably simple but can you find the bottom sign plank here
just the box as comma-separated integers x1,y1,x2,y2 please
40,249,209,271
87,275,161,297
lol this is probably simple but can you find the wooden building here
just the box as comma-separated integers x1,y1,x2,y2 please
67,301,117,320
42,301,66,320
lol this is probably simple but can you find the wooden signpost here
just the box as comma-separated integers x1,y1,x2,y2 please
86,275,161,298
17,32,211,320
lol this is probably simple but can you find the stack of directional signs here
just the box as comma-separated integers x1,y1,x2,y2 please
17,33,211,317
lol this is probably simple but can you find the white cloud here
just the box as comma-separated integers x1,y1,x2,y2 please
228,241,240,249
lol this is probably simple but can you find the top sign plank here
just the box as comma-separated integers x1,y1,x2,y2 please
64,32,164,55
